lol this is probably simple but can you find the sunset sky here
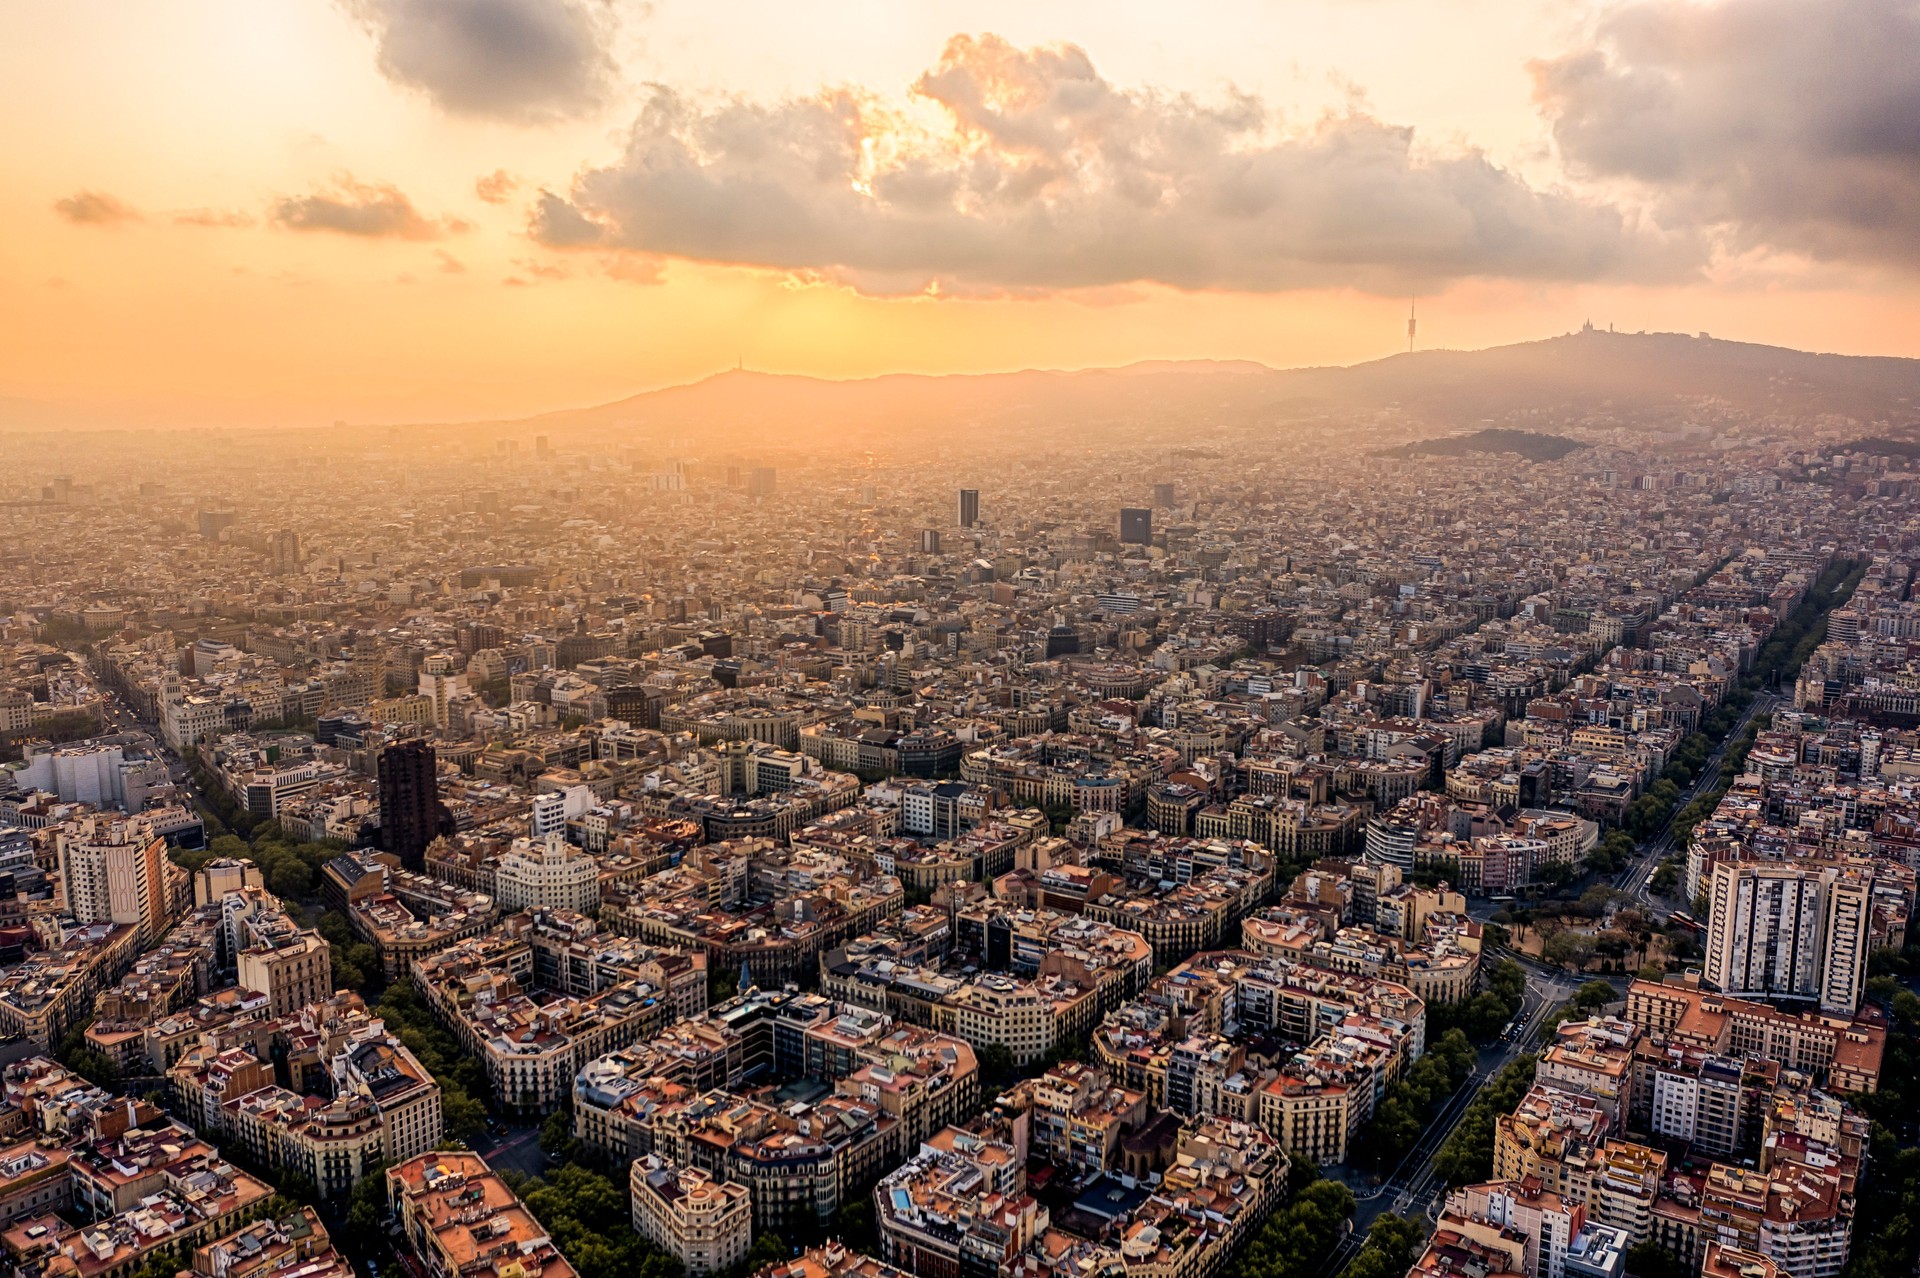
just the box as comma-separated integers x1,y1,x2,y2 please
5,0,1919,428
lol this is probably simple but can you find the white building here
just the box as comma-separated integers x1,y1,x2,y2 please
1703,862,1874,1014
494,834,599,914
416,653,468,730
630,1157,751,1277
56,812,171,944
529,785,595,840
1446,1180,1626,1278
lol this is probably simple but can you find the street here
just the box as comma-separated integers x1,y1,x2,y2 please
1316,962,1583,1278
1315,687,1782,1276
470,1121,550,1182
1612,689,1778,917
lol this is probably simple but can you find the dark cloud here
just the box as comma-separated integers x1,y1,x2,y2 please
272,177,468,239
1534,0,1920,268
346,0,614,125
529,34,1690,296
53,191,141,225
527,189,607,247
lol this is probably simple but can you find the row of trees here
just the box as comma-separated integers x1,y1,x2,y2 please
1345,1213,1427,1278
1219,1160,1355,1278
1539,979,1620,1034
54,1020,120,1088
169,821,386,992
1581,829,1639,878
499,1163,699,1278
1429,1053,1537,1188
531,1110,801,1278
1623,1241,1693,1278
315,908,383,995
1666,713,1769,860
372,978,490,1142
1622,556,1864,848
1354,1029,1479,1170
169,822,343,914
1841,951,1920,1278
1429,957,1527,1043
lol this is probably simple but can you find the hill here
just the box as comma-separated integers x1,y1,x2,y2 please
1381,429,1587,462
437,331,1920,452
1840,437,1920,459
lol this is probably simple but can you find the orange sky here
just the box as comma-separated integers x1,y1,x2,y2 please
4,0,1917,428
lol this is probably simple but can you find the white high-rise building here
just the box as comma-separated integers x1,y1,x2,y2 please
56,812,172,944
1819,870,1873,1015
1702,862,1874,1014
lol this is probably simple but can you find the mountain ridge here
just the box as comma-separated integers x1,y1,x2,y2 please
493,330,1920,452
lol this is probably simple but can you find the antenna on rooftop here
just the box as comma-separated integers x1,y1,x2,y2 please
1407,299,1417,355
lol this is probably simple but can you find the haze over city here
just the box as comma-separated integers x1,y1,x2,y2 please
4,11,1920,1278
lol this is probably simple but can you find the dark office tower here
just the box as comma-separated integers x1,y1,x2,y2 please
920,529,942,554
606,684,665,729
535,435,550,458
197,510,236,539
747,467,777,498
456,621,505,656
957,488,980,528
1119,507,1153,545
378,740,446,870
1152,483,1176,508
269,530,302,574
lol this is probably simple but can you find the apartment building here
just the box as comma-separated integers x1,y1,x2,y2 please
56,813,174,945
388,1153,578,1278
492,834,600,914
1622,978,1884,1095
630,1157,752,1277
234,916,330,1020
1703,863,1874,1014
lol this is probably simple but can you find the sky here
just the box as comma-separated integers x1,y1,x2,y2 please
4,0,1919,428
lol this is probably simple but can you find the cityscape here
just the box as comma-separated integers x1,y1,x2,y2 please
4,10,1920,1278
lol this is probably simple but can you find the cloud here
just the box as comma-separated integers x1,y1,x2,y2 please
475,169,522,204
1533,0,1920,269
527,189,607,247
529,34,1689,296
272,177,469,239
435,249,467,273
175,208,255,228
53,191,141,225
346,0,614,125
601,254,665,285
